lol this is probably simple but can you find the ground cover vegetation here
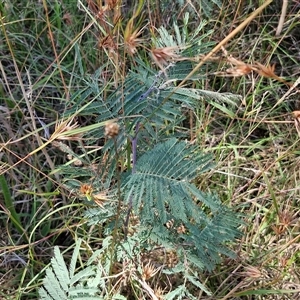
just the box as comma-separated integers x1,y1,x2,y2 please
0,0,299,299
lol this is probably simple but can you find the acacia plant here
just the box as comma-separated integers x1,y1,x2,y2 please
38,14,243,300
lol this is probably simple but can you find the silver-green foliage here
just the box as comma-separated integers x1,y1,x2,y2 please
40,16,243,299
122,138,241,271
39,239,105,300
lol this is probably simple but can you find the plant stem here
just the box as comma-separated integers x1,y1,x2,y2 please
124,123,140,238
108,137,122,290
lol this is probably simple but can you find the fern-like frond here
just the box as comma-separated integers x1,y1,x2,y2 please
39,240,103,300
51,247,70,292
40,267,68,300
69,238,81,278
122,138,241,270
200,0,222,17
122,138,213,219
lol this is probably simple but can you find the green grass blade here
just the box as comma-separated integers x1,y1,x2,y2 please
0,174,26,240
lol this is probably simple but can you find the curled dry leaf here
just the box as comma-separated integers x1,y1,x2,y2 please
98,35,116,51
124,27,144,54
213,56,254,77
252,62,277,79
224,64,253,77
93,191,111,208
79,184,111,208
212,55,291,87
52,117,81,141
151,46,181,70
141,261,161,281
80,184,93,201
124,20,145,55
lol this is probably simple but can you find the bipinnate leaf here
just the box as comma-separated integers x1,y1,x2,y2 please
42,267,68,300
51,246,70,292
122,138,241,271
69,238,82,278
39,240,101,300
122,138,214,224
